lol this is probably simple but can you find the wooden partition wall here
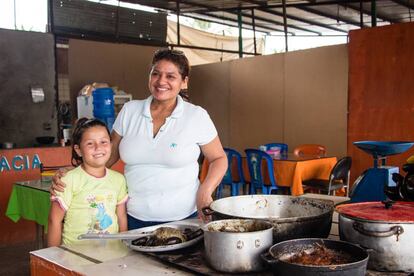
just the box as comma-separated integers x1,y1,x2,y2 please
67,38,348,159
68,39,159,114
348,22,414,183
67,22,414,185
190,44,348,158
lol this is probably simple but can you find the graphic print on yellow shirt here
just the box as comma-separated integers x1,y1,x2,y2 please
87,195,114,232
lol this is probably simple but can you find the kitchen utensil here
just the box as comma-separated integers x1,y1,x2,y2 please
262,238,368,276
203,195,334,242
78,232,153,240
337,201,414,272
202,219,273,273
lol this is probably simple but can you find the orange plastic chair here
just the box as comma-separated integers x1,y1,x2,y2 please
293,144,326,157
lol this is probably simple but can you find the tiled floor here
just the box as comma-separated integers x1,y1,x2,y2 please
0,241,37,276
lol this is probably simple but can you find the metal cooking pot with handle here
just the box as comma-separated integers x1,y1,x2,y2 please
202,219,273,273
337,201,414,272
261,238,369,276
203,195,334,243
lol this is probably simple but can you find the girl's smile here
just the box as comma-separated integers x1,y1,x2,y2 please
74,125,111,177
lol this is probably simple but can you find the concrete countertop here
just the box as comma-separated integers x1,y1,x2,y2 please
30,196,348,275
30,195,410,276
30,220,200,275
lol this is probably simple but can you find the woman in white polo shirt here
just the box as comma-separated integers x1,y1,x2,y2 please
105,49,227,229
52,49,227,229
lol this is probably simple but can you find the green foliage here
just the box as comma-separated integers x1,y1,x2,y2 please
193,19,211,30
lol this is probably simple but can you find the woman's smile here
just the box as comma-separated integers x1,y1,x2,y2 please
149,60,187,103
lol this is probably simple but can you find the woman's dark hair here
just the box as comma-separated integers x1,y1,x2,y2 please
71,118,110,166
152,48,191,102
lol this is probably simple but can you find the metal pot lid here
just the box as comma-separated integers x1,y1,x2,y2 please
336,201,414,223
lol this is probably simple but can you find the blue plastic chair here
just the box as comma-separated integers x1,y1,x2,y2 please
245,148,281,194
263,143,288,155
216,148,246,198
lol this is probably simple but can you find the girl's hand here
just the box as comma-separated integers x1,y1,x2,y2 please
50,168,69,196
196,185,213,223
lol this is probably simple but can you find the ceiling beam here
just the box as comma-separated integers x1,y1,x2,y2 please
242,0,347,33
177,0,398,25
256,7,348,33
239,0,321,34
192,12,292,34
296,6,366,28
167,0,291,34
176,0,223,13
175,0,374,14
391,0,414,10
179,0,318,35
338,2,401,24
238,10,321,35
296,0,400,26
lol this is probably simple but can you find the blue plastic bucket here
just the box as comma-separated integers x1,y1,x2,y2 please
93,88,115,131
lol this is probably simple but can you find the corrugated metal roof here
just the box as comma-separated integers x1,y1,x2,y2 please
120,0,414,35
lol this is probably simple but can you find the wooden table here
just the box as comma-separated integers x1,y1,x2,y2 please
5,180,51,248
200,154,337,196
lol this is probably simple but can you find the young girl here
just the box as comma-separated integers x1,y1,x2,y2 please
48,118,128,246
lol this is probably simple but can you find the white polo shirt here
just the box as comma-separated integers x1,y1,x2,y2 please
113,95,217,221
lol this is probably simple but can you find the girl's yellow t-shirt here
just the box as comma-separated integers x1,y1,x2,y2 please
52,166,128,244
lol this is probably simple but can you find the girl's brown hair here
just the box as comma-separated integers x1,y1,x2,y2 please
71,118,110,166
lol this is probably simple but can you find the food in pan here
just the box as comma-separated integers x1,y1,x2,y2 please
131,227,202,247
208,220,268,233
284,243,354,266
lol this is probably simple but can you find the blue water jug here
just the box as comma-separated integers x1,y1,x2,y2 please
92,88,115,131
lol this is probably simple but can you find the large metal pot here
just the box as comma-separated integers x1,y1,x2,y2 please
203,195,334,243
337,201,414,272
261,238,369,276
202,219,273,273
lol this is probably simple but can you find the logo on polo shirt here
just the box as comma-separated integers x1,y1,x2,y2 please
170,143,178,148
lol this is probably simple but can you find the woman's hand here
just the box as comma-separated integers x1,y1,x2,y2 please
196,185,214,222
198,137,228,222
50,168,69,196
